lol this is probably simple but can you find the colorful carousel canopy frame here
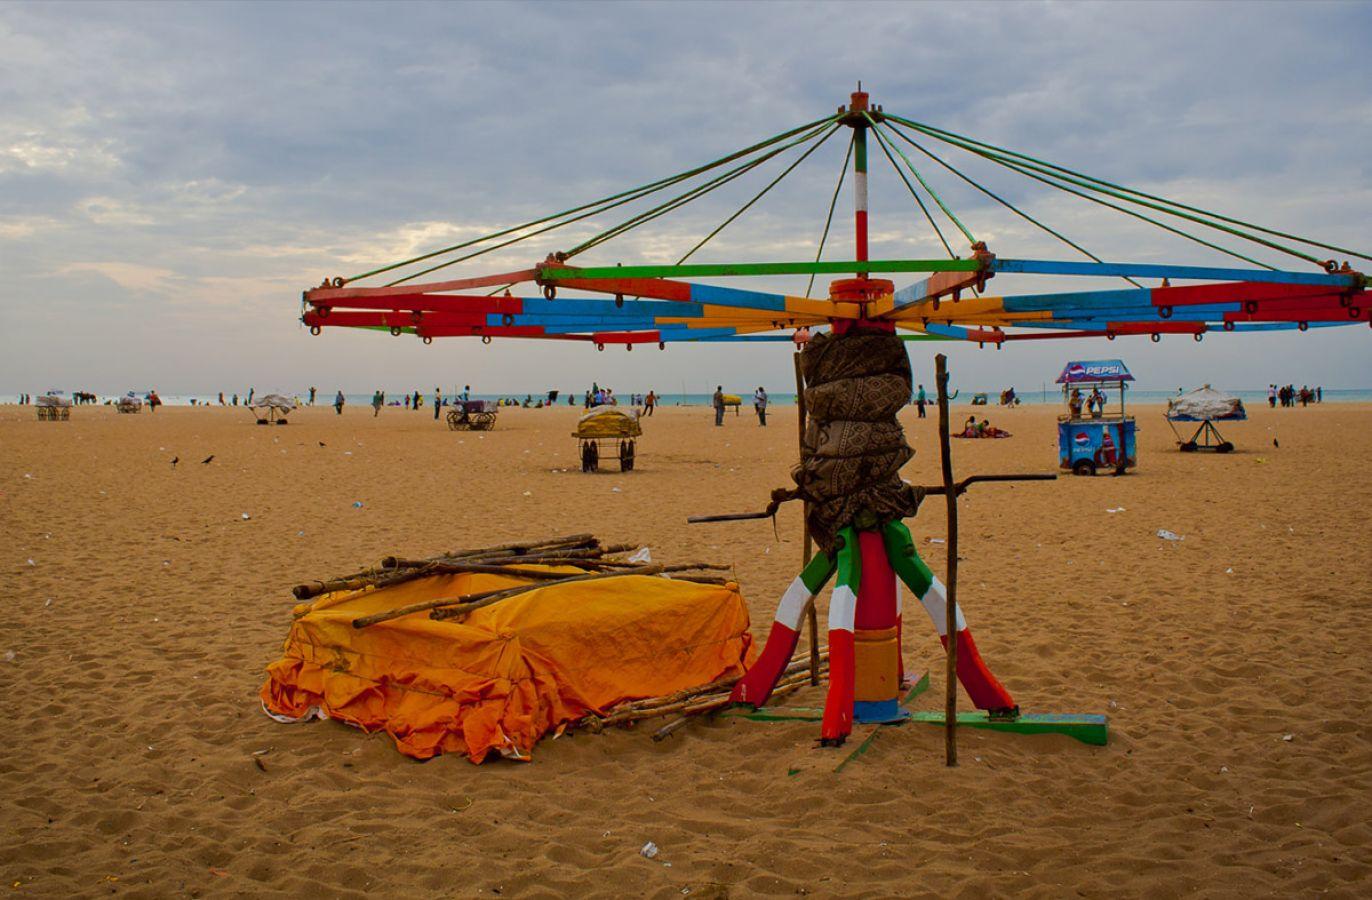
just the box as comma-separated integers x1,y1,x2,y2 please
299,89,1368,760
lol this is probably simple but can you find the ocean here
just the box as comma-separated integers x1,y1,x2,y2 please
35,387,1372,408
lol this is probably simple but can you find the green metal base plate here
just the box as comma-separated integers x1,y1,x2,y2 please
722,671,1108,747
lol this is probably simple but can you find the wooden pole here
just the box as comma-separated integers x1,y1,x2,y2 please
935,353,958,768
795,351,821,686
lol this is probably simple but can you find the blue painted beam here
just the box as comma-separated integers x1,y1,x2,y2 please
995,259,1359,287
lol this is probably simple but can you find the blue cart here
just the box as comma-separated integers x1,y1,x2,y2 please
1055,360,1138,476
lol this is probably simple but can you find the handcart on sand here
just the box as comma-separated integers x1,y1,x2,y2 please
36,393,72,421
1166,385,1246,453
446,400,498,431
116,393,143,414
574,407,641,472
1055,360,1138,477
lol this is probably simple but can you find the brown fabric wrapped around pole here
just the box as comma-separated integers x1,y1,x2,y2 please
791,327,924,554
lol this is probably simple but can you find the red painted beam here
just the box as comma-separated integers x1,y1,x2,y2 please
590,330,662,344
1154,281,1344,307
1106,321,1205,335
303,310,486,328
309,294,525,314
554,277,692,303
305,269,538,302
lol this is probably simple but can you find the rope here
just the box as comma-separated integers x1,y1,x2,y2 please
868,121,955,259
863,112,975,246
880,122,1141,288
676,125,840,265
805,134,854,298
892,115,1371,266
348,113,840,285
566,122,837,259
889,114,1323,269
386,119,837,286
888,119,1275,270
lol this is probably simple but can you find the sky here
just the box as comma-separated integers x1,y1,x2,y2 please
2,0,1370,398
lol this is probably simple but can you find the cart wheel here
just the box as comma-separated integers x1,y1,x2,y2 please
620,439,635,472
1180,442,1197,452
256,418,269,426
1072,459,1097,477
1217,442,1234,453
276,419,288,426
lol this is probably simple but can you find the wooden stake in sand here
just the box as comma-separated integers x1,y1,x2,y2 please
795,350,821,687
935,353,958,768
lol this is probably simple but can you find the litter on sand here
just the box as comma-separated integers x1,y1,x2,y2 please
1156,529,1183,541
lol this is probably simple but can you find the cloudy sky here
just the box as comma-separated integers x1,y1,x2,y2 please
2,0,1369,398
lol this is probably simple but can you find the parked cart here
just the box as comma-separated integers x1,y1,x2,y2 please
1055,360,1137,476
447,399,498,431
574,407,641,472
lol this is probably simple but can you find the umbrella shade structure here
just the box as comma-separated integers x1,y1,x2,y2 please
1166,385,1248,452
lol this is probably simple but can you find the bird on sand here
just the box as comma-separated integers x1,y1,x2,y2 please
201,454,215,464
170,456,178,467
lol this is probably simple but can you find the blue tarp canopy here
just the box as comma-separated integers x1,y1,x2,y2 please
1056,360,1134,384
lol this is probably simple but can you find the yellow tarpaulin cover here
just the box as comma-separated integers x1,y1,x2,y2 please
574,406,643,438
260,569,754,763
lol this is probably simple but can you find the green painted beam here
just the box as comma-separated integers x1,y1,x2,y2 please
539,259,983,281
724,704,1108,746
903,671,931,703
907,711,1109,746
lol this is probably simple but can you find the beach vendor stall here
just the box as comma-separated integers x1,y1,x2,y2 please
116,393,143,414
1166,385,1245,452
720,393,743,416
1056,360,1137,476
575,406,641,472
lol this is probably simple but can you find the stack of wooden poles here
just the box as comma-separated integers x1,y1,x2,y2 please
585,648,829,742
286,533,732,628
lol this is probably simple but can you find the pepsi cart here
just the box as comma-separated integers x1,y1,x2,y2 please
1056,360,1138,476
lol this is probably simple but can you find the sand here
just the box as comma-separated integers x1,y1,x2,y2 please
3,398,1370,897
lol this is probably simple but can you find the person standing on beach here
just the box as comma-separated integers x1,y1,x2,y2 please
433,388,442,420
334,390,345,415
713,385,725,426
371,390,382,416
248,388,255,405
232,393,238,406
218,392,225,405
1268,385,1277,408
916,384,927,418
753,386,768,426
1317,386,1323,403
644,390,656,416
309,386,316,406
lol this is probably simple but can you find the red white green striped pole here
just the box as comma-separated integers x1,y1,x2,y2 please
851,90,870,273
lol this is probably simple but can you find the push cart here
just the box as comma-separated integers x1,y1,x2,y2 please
447,399,498,431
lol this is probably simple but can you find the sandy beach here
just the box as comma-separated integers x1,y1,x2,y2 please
3,399,1370,897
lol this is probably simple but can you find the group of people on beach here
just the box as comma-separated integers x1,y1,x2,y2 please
710,386,768,426
1067,387,1109,419
583,384,658,416
1269,384,1322,407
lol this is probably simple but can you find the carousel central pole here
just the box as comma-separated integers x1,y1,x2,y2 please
850,88,870,276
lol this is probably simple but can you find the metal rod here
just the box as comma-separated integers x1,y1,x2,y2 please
935,352,958,768
795,350,820,686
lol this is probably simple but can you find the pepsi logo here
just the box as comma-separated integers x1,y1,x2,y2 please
1074,432,1091,446
1067,364,1087,378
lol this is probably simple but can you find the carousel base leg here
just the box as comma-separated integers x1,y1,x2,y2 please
728,552,836,707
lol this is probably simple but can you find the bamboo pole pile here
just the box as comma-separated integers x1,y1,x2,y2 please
284,532,736,628
580,648,830,738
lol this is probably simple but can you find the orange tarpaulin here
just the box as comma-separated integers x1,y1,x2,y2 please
260,568,754,763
